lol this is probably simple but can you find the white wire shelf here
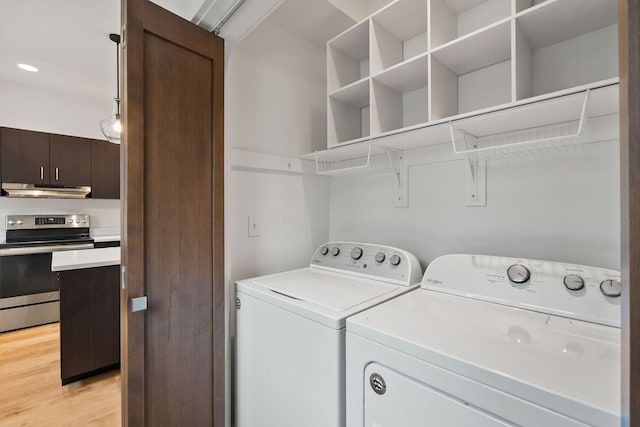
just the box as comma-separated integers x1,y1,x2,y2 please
314,144,401,177
450,89,591,161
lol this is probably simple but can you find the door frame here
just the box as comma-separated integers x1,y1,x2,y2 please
120,0,225,425
619,1,638,425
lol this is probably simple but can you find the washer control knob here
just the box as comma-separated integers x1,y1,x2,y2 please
331,247,340,257
389,254,401,266
507,264,530,284
350,247,363,260
320,246,329,256
375,252,386,263
563,274,585,291
600,279,622,297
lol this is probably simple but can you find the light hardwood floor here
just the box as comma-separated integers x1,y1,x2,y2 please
0,323,121,426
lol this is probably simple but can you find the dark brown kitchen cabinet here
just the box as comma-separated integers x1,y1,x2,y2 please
59,265,120,385
49,134,92,186
1,128,50,184
91,139,120,199
0,128,91,186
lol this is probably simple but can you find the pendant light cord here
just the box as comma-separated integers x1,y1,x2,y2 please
109,33,121,116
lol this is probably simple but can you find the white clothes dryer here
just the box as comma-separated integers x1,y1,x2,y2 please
346,254,621,427
235,242,422,427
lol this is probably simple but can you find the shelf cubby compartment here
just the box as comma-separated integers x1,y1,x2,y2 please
430,20,511,120
371,54,429,135
327,20,370,92
514,0,618,100
514,0,548,13
328,78,371,147
370,0,428,74
430,0,511,49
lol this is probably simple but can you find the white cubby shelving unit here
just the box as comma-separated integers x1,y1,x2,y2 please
321,0,619,149
314,0,619,206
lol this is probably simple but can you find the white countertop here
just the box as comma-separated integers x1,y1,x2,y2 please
92,235,121,243
52,247,121,271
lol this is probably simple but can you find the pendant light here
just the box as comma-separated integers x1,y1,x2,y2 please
100,33,121,144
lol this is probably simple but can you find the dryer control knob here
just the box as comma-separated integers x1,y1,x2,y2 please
320,246,329,256
350,247,363,260
375,252,386,263
507,264,530,284
389,254,401,266
600,279,622,297
331,247,340,257
563,274,585,291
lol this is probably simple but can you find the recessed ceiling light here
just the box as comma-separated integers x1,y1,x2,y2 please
17,63,38,72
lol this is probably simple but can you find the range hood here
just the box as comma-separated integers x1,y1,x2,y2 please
2,183,91,199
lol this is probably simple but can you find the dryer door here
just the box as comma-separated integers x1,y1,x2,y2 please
364,363,514,427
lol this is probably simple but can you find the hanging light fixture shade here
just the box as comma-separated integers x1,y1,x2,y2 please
100,33,121,144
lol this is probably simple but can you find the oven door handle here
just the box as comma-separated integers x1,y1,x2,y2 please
0,243,95,256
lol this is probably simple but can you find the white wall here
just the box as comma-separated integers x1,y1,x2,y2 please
228,18,327,156
227,18,330,284
330,138,621,271
0,79,112,140
0,79,121,237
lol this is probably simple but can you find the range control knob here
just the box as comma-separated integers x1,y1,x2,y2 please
320,246,329,256
563,274,585,291
7,220,15,226
350,247,363,260
375,252,386,263
600,279,622,297
331,247,340,257
507,264,530,284
16,220,24,225
389,254,401,266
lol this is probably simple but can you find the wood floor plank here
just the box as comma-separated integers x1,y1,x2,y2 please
0,323,121,426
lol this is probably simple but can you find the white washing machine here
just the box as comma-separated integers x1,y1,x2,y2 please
346,254,621,427
235,241,422,427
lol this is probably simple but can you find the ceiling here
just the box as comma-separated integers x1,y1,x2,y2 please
0,0,352,110
0,0,120,101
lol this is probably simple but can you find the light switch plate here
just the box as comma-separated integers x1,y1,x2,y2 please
248,215,260,237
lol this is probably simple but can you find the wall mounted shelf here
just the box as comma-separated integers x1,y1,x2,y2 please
319,0,619,207
326,0,618,149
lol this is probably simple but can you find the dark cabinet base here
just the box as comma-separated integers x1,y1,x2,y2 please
61,363,120,386
59,265,120,385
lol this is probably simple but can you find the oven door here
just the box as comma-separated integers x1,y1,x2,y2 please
0,243,94,299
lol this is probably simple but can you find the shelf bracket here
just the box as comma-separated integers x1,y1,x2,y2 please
384,147,407,208
449,124,486,206
465,159,486,206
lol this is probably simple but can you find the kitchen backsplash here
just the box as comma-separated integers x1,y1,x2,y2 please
0,197,120,240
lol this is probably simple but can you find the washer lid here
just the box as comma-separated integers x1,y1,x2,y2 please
236,268,417,329
251,268,398,311
347,290,621,426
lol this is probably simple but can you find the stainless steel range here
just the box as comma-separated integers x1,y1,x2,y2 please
0,214,94,332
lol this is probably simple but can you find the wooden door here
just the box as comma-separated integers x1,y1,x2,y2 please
121,0,225,426
91,139,120,199
49,134,92,186
1,128,49,184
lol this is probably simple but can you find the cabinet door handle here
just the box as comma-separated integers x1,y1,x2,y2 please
40,166,44,181
55,167,59,181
